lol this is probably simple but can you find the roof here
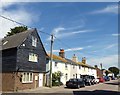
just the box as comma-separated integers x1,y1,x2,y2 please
47,54,95,69
47,54,67,63
1,29,35,50
65,58,77,65
77,62,95,69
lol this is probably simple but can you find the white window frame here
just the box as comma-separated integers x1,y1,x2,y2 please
65,63,68,69
73,65,75,69
29,53,38,62
22,72,33,83
55,62,58,67
65,73,68,80
73,74,75,78
32,36,37,47
79,66,81,69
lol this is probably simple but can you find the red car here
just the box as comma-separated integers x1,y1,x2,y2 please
97,77,105,83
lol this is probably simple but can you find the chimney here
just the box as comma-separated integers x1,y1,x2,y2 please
82,57,86,64
72,54,78,62
59,49,65,58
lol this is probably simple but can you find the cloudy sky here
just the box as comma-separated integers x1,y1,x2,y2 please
1,1,119,69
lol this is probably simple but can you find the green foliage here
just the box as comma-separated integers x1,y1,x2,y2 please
105,70,109,76
52,71,63,86
108,67,120,77
5,26,28,37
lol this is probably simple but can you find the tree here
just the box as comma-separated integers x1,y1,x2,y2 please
5,26,28,37
52,71,63,86
108,67,119,77
105,70,109,76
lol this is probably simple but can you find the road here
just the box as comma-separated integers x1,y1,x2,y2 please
2,80,120,95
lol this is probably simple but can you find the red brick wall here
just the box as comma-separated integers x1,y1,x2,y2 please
2,72,15,91
96,68,103,78
2,72,39,91
14,72,39,91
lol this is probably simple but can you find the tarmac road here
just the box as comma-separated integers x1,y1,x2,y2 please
2,79,120,95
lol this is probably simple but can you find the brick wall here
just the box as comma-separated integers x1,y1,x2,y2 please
2,72,15,91
14,72,39,91
2,72,39,91
96,68,103,78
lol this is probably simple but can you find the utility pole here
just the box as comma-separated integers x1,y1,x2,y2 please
49,34,54,88
100,63,102,70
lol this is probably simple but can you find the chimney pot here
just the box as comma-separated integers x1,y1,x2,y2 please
82,57,86,64
59,49,65,58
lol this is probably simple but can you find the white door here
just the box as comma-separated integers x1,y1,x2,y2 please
39,73,43,87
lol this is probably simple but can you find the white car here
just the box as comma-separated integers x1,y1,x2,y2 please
94,78,99,84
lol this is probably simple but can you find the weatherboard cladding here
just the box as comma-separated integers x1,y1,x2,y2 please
2,28,46,72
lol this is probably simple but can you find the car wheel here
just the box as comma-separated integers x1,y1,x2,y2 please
83,83,85,87
89,82,91,86
77,85,80,88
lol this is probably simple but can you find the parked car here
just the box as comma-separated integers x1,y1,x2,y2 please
66,78,85,88
104,76,110,81
97,77,105,83
89,75,96,84
81,75,92,86
94,78,99,84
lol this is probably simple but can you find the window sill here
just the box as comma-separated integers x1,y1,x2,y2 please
22,81,33,84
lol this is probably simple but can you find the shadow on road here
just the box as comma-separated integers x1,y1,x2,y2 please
2,90,120,95
73,90,120,95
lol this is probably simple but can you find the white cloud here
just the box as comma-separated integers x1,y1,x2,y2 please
104,44,118,49
87,55,118,69
1,0,120,2
87,45,92,48
112,33,120,36
90,4,118,14
65,47,83,52
47,26,95,40
48,47,83,53
0,3,40,38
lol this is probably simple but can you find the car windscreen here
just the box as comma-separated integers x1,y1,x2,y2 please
69,79,77,82
81,75,88,79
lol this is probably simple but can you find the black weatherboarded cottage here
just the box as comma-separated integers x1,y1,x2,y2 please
1,28,47,91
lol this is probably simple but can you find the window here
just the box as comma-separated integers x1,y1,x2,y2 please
32,36,37,47
84,67,85,71
22,72,33,83
55,62,58,67
65,73,68,80
76,74,77,78
79,66,81,69
65,63,68,69
73,74,75,78
29,53,38,62
73,65,75,69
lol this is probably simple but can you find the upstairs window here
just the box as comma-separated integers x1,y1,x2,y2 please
55,62,58,67
79,66,81,69
32,36,37,47
84,67,85,71
73,65,75,69
29,53,38,62
65,63,68,69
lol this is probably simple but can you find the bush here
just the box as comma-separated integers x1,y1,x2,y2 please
52,81,63,86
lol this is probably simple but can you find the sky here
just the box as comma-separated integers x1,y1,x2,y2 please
0,1,119,69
